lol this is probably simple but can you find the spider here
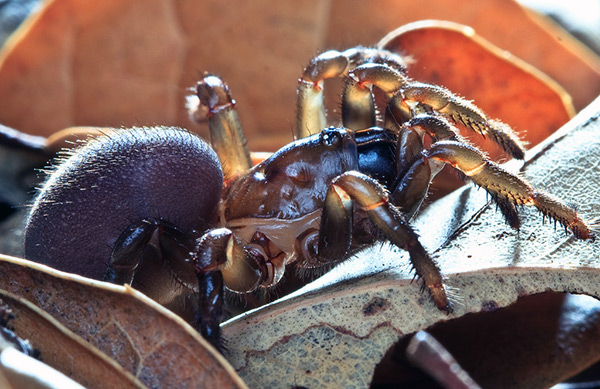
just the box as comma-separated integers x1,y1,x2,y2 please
23,46,591,350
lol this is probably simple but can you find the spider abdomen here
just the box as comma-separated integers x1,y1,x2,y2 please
24,127,223,279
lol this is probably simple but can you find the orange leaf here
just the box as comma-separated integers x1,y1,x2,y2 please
379,21,574,154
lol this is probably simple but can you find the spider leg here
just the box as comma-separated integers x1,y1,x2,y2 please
315,181,354,262
349,63,526,159
341,78,376,130
104,219,162,285
391,157,444,220
393,114,461,176
312,171,450,311
106,218,202,318
342,62,409,131
388,115,459,218
297,50,350,138
297,47,408,137
191,74,252,182
192,228,267,349
397,82,526,159
395,122,425,174
426,140,592,239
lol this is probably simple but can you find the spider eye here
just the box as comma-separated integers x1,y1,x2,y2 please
320,127,342,147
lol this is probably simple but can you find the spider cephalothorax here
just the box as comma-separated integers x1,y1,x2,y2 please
24,45,591,350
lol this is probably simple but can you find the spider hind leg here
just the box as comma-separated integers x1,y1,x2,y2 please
426,140,592,239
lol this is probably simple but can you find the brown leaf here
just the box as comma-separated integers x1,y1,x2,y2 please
0,255,247,389
324,0,600,112
0,0,598,152
220,97,600,387
373,293,600,387
0,289,144,388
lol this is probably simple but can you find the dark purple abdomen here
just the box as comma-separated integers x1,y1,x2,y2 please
24,127,223,279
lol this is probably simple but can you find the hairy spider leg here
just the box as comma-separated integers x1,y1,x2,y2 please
350,63,527,160
297,50,348,138
314,171,450,311
400,84,526,159
341,76,376,130
426,140,592,239
297,47,407,138
343,62,408,131
193,75,252,182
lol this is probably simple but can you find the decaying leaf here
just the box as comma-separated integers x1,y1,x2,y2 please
1,16,588,206
220,97,600,387
0,0,598,152
0,2,599,387
372,292,600,387
0,255,247,389
0,289,143,388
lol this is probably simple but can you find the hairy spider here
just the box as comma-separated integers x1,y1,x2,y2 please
23,45,591,350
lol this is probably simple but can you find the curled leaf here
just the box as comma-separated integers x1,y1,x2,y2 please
379,21,576,197
0,255,247,389
0,289,142,388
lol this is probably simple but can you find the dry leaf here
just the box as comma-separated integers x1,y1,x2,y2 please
1,18,584,202
0,2,599,387
0,0,598,152
373,292,600,387
221,97,600,387
324,0,600,112
0,289,144,388
0,255,247,389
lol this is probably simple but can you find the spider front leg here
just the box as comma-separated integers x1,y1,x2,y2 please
192,228,267,349
297,50,349,138
349,63,527,160
426,140,592,239
313,171,451,312
297,47,407,138
190,74,252,181
393,83,526,160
